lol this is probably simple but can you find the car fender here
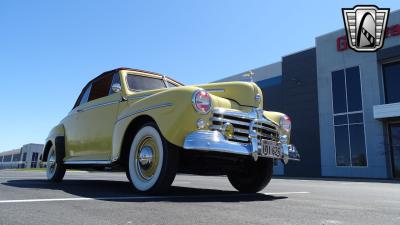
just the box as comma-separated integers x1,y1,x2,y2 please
112,86,215,161
263,111,291,141
42,124,65,161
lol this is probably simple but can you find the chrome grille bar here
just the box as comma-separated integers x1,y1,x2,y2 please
209,108,279,144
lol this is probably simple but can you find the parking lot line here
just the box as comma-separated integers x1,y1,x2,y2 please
263,191,310,195
0,191,310,204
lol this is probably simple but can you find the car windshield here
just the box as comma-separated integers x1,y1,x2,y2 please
126,74,167,91
126,74,183,91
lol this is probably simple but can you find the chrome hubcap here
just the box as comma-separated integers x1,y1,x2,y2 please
135,136,159,181
47,150,56,176
138,146,153,168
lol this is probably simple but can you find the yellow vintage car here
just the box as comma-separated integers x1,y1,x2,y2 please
42,68,300,193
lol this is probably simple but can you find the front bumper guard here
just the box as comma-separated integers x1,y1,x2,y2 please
183,130,300,164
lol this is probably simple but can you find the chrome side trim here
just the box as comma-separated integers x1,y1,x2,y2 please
127,93,154,101
64,160,112,165
116,102,173,122
205,88,225,93
77,100,119,113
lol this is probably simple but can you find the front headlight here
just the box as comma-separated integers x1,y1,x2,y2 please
192,89,212,114
279,114,291,133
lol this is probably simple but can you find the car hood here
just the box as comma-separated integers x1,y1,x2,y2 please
125,81,263,108
195,81,263,108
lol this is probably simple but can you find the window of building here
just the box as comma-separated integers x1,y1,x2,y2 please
382,61,400,104
3,155,12,162
0,156,3,162
126,74,166,91
12,154,20,162
31,152,39,168
22,152,27,161
331,66,367,167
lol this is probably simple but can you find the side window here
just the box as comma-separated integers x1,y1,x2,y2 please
108,73,121,95
88,74,113,101
73,83,92,109
79,84,92,106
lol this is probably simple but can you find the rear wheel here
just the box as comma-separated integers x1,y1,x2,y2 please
127,123,178,194
227,158,273,193
46,146,66,182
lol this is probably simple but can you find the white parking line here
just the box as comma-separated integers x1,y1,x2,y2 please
263,191,310,195
0,191,310,204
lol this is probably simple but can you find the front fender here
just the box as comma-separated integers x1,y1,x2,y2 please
112,87,215,160
263,111,291,142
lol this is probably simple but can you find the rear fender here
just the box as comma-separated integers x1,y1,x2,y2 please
42,124,65,162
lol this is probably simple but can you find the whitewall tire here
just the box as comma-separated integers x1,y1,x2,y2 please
46,146,66,182
127,123,178,193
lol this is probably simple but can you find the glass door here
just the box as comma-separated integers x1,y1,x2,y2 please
390,123,400,178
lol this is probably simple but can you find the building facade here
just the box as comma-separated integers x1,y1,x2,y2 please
217,10,400,179
0,144,44,169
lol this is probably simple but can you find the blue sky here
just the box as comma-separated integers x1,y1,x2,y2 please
1,0,399,151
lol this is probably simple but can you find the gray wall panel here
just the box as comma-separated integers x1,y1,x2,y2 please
282,48,321,177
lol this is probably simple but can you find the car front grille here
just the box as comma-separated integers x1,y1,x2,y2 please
209,108,279,144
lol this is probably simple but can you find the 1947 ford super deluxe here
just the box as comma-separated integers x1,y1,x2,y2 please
42,68,300,193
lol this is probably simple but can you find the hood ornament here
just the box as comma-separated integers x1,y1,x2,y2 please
243,71,254,82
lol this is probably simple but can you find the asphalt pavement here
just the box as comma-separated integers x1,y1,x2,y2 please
0,170,399,225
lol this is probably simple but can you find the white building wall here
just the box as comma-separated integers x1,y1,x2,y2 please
0,144,44,169
315,10,400,178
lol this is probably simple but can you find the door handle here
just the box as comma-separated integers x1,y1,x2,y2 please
120,96,128,102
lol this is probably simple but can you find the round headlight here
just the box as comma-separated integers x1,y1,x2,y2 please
280,115,291,133
192,89,212,114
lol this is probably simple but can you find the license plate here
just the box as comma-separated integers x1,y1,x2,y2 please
260,139,281,158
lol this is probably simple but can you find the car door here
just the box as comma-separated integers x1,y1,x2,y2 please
66,73,122,161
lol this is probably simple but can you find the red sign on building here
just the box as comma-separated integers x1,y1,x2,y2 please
337,24,400,51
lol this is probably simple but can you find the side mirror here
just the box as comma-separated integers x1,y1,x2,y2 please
112,83,122,93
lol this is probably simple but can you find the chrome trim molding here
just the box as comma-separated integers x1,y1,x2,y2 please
116,102,173,122
127,93,154,101
205,88,225,93
77,100,120,113
183,130,300,164
64,160,112,165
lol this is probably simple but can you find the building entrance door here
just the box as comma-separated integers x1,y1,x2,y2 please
390,123,400,178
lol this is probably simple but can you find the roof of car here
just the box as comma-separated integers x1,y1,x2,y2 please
92,67,183,86
115,67,164,76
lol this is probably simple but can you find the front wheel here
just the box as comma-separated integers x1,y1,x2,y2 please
46,146,66,182
127,123,178,194
227,158,273,193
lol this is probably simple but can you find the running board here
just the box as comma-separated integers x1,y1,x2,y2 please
64,160,112,165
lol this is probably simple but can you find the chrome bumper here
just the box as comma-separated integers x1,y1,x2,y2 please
183,130,300,164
